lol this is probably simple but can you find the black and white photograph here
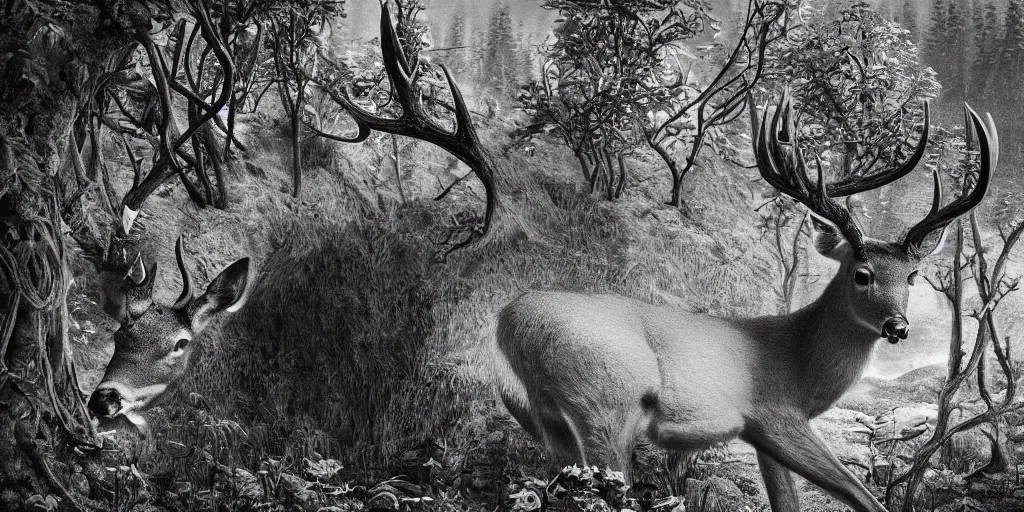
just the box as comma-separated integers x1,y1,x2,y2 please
0,0,1022,510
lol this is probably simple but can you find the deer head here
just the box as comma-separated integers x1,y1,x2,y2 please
754,90,994,344
88,236,251,428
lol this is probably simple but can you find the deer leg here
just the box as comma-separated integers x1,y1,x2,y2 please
756,450,800,512
744,418,886,512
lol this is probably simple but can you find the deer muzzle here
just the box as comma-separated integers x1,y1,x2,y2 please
88,388,122,418
87,381,166,419
881,316,910,344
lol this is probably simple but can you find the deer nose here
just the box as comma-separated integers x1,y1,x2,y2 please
88,388,122,418
881,316,910,344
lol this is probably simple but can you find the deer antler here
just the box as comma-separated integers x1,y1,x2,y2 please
826,101,930,197
754,89,866,254
901,105,995,254
330,1,496,252
174,235,194,308
754,89,933,258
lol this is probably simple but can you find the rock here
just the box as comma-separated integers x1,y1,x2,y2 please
870,404,937,443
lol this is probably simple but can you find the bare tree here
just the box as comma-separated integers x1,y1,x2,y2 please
646,0,789,207
269,0,345,198
886,110,1024,511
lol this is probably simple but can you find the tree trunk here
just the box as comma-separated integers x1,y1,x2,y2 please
614,152,627,199
645,134,686,208
576,152,593,183
290,105,303,198
0,4,155,509
202,123,228,208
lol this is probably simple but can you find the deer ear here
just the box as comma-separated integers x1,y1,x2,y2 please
810,212,849,260
185,258,251,332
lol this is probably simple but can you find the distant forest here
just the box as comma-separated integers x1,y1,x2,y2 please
426,0,1024,192
879,0,1024,189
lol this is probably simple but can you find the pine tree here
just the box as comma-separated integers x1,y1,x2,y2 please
482,2,516,94
444,12,466,73
997,0,1024,185
944,0,969,105
513,20,533,83
998,0,1024,104
971,0,1001,105
924,0,950,83
901,0,920,43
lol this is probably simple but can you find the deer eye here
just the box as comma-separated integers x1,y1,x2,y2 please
908,271,918,285
173,338,190,352
854,268,873,286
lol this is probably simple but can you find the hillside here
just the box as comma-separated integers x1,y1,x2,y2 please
65,103,799,507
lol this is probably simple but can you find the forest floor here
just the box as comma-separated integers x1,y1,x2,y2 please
67,108,1024,511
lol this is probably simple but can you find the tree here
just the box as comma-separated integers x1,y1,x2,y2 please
996,0,1024,105
885,112,1024,511
900,0,919,43
442,12,467,74
762,3,938,185
943,0,970,106
482,2,518,95
517,0,717,200
971,0,1001,107
924,0,950,83
268,0,346,198
758,195,809,313
643,0,788,207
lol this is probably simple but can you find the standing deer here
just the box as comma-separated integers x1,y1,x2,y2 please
495,91,996,512
87,236,251,430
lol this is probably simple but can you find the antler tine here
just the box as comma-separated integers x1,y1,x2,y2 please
901,105,995,253
754,89,865,253
440,64,475,143
827,100,931,197
174,235,194,308
379,0,418,116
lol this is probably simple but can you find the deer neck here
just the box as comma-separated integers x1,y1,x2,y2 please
784,277,881,416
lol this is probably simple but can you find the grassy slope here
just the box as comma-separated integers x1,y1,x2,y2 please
70,111,985,510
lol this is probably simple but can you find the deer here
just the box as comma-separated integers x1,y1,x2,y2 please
495,90,996,512
87,236,251,431
86,2,495,429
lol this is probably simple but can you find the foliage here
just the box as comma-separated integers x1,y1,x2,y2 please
762,2,938,181
886,121,1024,512
517,0,714,200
